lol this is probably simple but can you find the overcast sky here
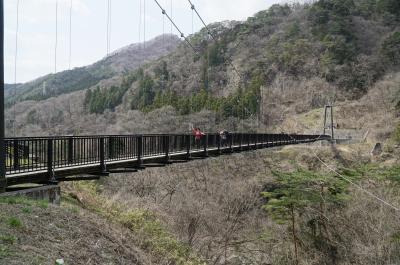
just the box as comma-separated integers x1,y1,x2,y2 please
4,0,285,83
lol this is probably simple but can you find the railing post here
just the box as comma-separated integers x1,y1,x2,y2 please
68,137,73,164
137,135,143,167
13,139,19,171
108,137,114,159
239,133,243,151
99,137,106,172
186,134,191,159
262,134,266,148
164,135,170,163
47,138,56,183
203,135,208,157
217,134,221,155
255,134,259,149
229,133,233,153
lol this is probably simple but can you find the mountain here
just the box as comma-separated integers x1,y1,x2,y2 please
5,35,181,104
5,0,400,139
3,1,400,263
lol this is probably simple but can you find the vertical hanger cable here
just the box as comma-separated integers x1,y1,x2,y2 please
12,0,20,136
69,0,72,69
54,0,58,73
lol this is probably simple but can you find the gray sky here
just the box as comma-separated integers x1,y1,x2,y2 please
4,0,284,83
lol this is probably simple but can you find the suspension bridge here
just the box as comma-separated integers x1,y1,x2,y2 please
0,0,333,193
3,133,330,190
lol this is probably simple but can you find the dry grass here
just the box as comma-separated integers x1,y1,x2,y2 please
89,142,400,265
0,195,148,265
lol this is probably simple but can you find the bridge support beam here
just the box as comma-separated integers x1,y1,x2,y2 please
217,134,222,155
323,105,335,140
186,135,192,160
68,137,74,164
0,0,5,193
47,139,57,184
163,135,170,163
203,135,208,157
99,137,107,172
136,135,144,168
229,134,233,153
1,185,61,205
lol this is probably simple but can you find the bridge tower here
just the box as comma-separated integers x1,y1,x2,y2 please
323,105,334,140
0,0,5,193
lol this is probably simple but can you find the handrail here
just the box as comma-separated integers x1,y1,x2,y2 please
3,133,331,189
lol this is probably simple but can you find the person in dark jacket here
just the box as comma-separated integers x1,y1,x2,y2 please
219,129,229,147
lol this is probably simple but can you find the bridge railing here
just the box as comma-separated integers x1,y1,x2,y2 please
4,133,330,177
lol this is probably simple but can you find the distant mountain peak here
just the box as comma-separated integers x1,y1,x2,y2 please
7,34,181,103
111,34,180,57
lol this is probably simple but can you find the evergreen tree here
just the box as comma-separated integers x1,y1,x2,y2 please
262,169,348,264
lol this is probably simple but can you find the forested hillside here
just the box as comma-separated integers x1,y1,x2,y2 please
119,0,400,120
5,35,180,106
5,0,400,137
2,1,400,264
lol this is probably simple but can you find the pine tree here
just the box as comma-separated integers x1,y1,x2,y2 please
262,169,348,265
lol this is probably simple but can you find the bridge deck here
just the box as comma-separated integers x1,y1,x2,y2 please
3,134,329,189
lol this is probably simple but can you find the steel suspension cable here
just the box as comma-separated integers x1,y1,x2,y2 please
106,0,112,55
190,5,194,115
12,0,20,137
187,0,244,81
170,0,172,36
161,2,165,92
109,0,111,54
54,0,58,73
139,0,142,48
273,122,400,213
153,0,202,128
107,0,109,54
69,0,72,69
187,0,248,131
144,0,146,49
191,4,194,35
162,0,165,45
153,0,198,54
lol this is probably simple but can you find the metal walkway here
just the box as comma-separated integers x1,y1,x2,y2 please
4,133,330,188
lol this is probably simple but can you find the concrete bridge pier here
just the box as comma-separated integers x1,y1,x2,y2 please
0,185,61,205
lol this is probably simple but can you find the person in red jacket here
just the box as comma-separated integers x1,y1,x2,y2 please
192,127,205,149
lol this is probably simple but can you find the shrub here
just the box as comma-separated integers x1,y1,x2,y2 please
208,41,226,67
393,123,400,144
381,32,400,66
321,35,356,65
263,169,349,264
308,0,355,39
8,217,22,229
119,210,202,263
0,235,16,244
26,110,38,124
376,0,400,18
